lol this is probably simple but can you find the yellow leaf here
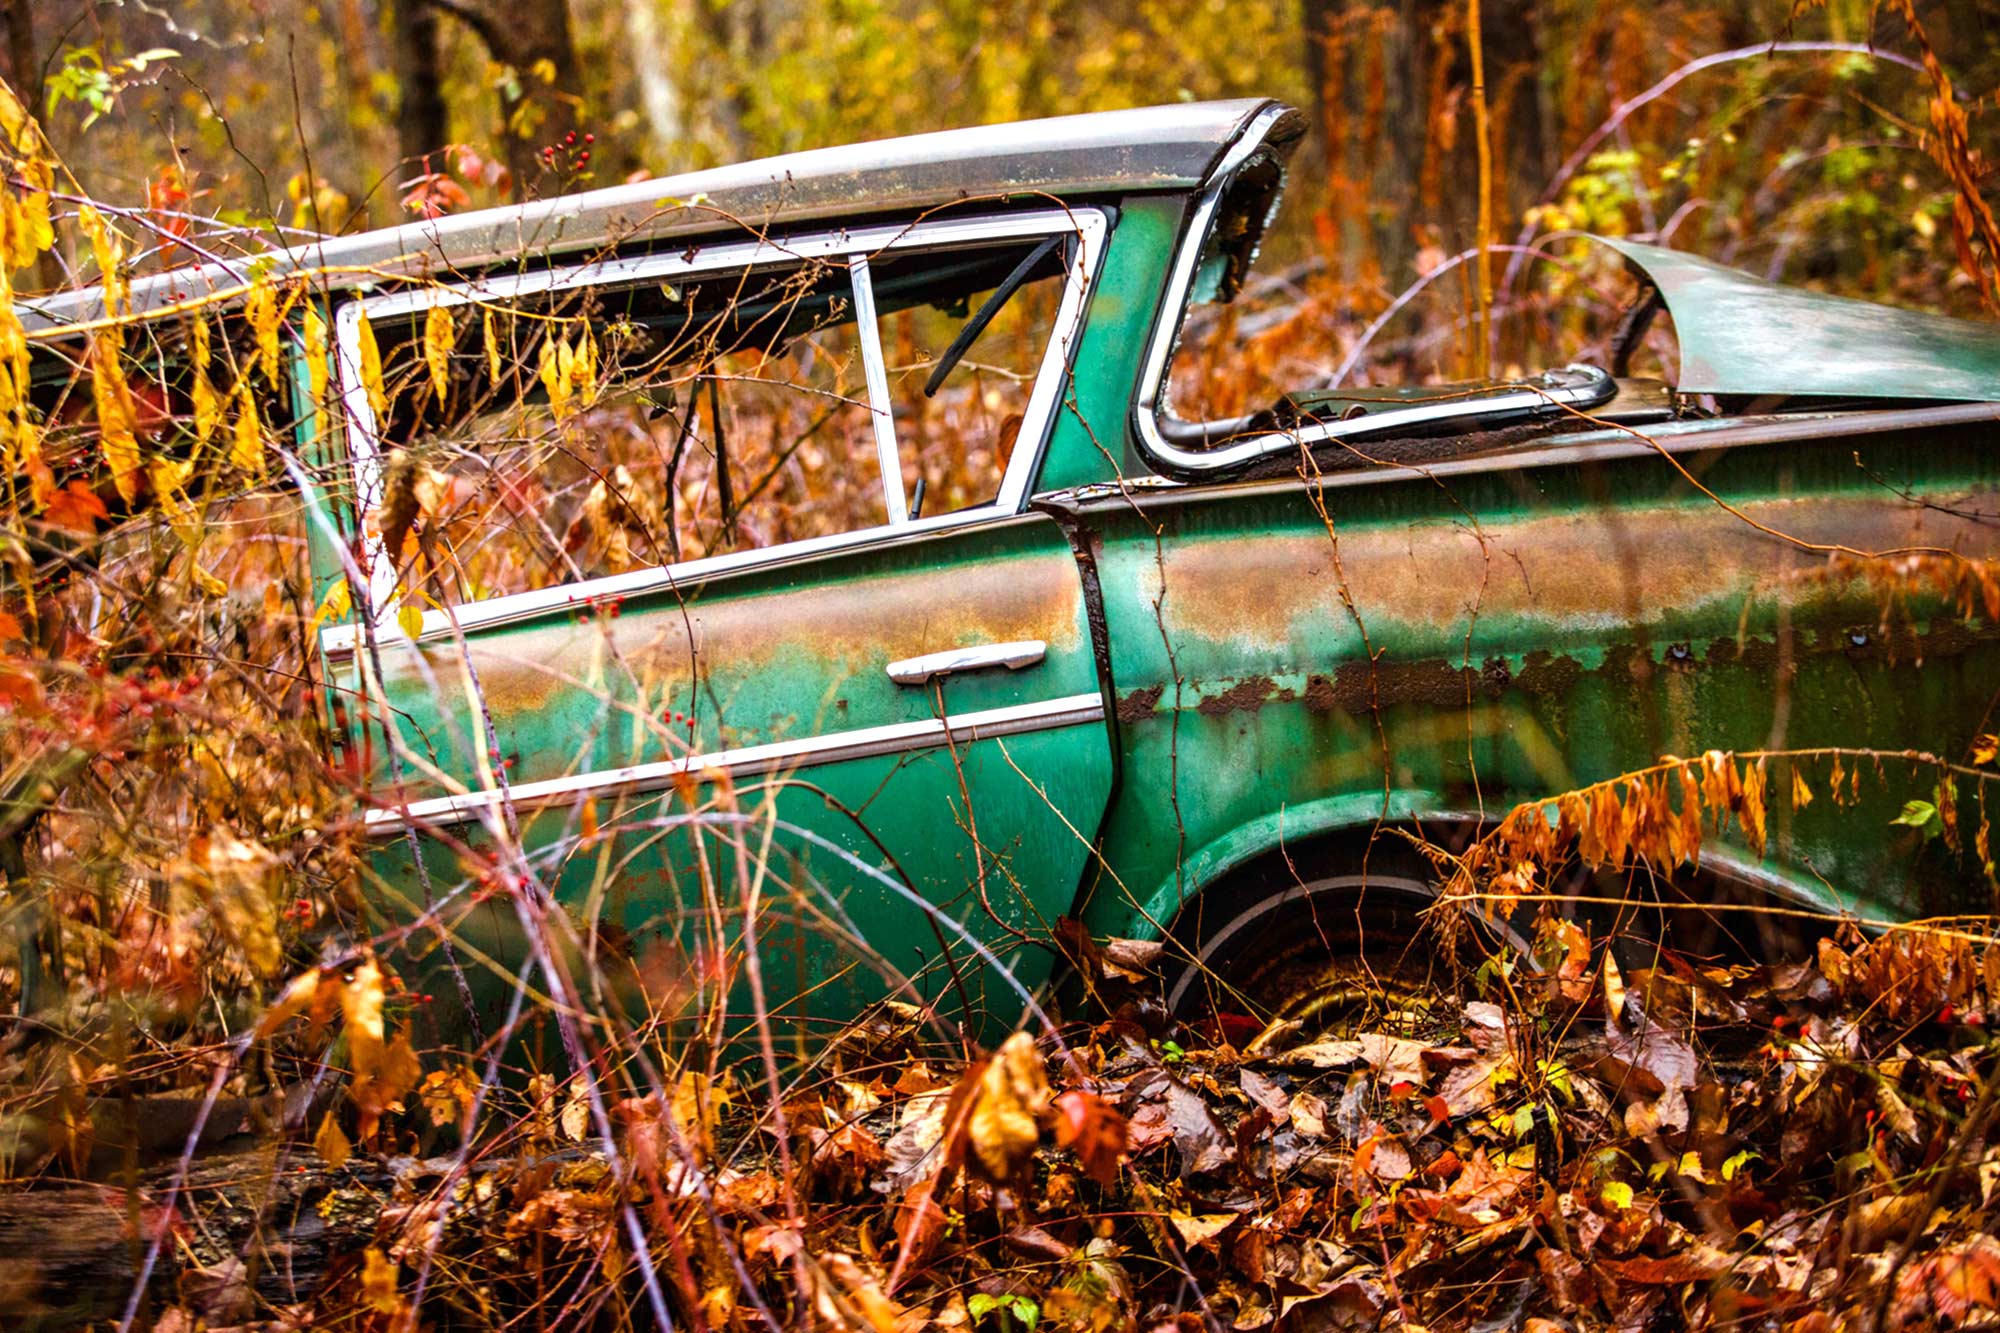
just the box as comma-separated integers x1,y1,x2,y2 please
483,309,502,383
77,205,127,313
1601,1180,1634,1210
1740,759,1768,859
190,316,220,444
539,334,569,420
361,1247,404,1316
90,338,140,505
423,304,453,404
356,309,387,425
313,1109,352,1168
342,957,387,1079
0,300,28,414
309,577,351,635
396,601,425,640
1602,948,1627,1017
419,1065,481,1128
1975,734,1999,767
352,1026,422,1141
968,1031,1048,1183
303,304,329,413
1168,1212,1238,1248
232,384,262,474
1792,766,1814,810
245,279,281,383
257,968,323,1037
20,418,52,508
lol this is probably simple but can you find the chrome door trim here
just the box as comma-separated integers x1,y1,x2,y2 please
886,639,1047,685
362,690,1106,834
324,206,1108,657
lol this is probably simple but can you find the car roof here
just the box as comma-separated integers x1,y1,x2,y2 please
19,99,1292,336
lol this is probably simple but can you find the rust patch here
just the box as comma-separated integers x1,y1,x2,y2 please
1515,651,1583,700
385,550,1082,707
1324,658,1507,714
1117,683,1164,723
1150,490,2000,646
1304,673,1338,713
1196,676,1279,717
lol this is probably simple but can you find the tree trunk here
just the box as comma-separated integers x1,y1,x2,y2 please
0,0,37,112
392,0,452,174
428,0,585,197
1303,0,1547,285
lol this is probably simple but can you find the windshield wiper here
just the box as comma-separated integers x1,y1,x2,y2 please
922,234,1065,398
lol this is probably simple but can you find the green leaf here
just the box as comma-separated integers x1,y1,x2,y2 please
1892,799,1942,839
968,1294,1000,1323
1721,1149,1757,1182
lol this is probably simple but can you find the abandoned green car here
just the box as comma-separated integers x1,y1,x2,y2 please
24,99,2000,1046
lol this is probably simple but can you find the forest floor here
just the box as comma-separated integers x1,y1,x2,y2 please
5,910,1999,1332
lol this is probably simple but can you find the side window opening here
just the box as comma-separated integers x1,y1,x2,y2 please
357,256,884,608
872,237,1070,519
344,220,1087,615
1150,151,1619,466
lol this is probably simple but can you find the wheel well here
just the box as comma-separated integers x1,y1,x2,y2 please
1162,817,1839,990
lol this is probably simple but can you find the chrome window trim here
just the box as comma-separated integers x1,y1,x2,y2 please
1129,103,1300,476
1056,401,2000,515
324,206,1107,656
362,690,1106,835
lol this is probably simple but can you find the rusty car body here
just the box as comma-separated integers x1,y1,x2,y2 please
22,99,2000,1043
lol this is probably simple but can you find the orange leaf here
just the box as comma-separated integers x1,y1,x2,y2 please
1053,1089,1127,1186
44,479,109,536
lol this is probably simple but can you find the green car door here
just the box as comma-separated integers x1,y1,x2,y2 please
320,208,1115,1053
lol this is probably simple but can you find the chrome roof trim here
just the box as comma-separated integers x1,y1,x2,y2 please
321,206,1107,655
20,101,1273,335
361,690,1106,835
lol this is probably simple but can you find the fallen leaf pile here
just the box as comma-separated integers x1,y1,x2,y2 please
92,913,2000,1332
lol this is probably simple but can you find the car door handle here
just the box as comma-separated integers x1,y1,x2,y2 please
887,640,1047,686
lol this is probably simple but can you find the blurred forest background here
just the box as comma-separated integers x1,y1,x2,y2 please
8,0,1999,369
